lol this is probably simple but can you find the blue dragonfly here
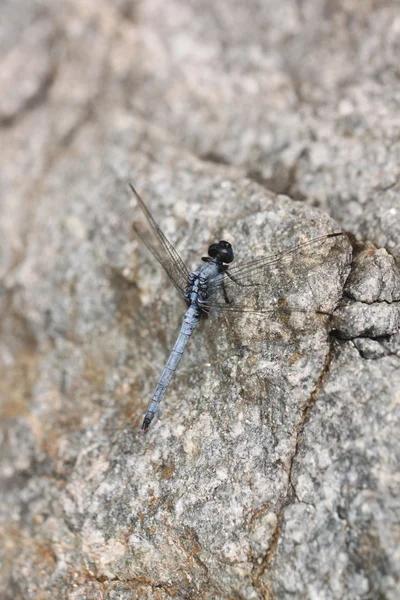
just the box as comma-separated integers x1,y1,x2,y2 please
130,184,345,430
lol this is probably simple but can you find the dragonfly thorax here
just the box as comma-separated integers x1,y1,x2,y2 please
184,259,222,311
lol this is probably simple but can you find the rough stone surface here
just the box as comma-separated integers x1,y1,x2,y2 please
344,242,400,304
0,1,399,600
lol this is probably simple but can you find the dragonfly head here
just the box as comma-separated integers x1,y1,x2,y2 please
207,240,234,264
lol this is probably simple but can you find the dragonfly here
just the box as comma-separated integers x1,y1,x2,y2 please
130,183,346,430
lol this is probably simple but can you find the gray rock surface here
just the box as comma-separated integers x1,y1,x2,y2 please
0,1,399,599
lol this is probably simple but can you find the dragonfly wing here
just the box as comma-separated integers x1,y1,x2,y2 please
225,232,345,282
206,232,350,315
130,184,190,295
202,232,350,362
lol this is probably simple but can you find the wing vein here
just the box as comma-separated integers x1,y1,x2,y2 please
130,183,189,294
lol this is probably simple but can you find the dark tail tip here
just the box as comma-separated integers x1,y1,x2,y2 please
141,417,151,432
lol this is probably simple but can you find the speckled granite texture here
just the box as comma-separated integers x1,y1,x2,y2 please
0,1,399,599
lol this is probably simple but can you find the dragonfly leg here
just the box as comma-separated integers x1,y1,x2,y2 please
197,298,210,315
226,271,243,286
221,279,231,304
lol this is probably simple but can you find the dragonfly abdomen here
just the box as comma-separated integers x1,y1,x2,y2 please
141,304,201,430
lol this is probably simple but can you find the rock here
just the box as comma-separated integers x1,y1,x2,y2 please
353,338,387,360
344,241,400,304
332,299,400,340
0,1,399,599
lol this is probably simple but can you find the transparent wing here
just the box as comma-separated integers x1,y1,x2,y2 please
206,232,347,315
130,184,190,295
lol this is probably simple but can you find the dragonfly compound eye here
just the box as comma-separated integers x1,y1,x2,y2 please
208,241,234,263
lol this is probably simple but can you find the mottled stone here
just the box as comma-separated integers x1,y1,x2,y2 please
353,338,387,360
345,242,400,303
332,299,400,339
0,1,399,599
